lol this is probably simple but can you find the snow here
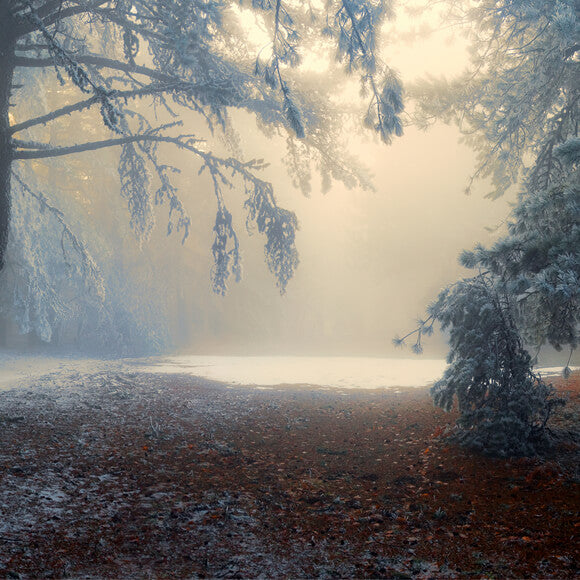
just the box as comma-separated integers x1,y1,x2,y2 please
0,352,126,391
137,355,449,389
1,351,575,392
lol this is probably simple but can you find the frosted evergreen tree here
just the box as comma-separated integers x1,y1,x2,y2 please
0,0,404,348
397,0,578,455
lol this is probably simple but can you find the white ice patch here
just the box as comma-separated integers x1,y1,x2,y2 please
135,355,449,389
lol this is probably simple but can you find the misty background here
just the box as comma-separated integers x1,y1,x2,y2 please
159,16,516,358
3,6,550,362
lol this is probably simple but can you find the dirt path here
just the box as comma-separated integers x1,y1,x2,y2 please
0,371,578,578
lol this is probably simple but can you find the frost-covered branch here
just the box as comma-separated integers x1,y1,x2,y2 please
1,0,407,351
392,314,435,355
12,138,52,150
12,133,205,159
14,0,110,37
10,171,105,300
332,0,404,143
90,7,168,44
411,0,578,198
14,54,176,84
9,83,196,134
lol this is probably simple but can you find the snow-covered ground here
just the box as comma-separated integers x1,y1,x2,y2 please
136,355,449,389
0,352,127,391
1,351,574,392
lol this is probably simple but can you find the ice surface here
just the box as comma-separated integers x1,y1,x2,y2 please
145,356,576,388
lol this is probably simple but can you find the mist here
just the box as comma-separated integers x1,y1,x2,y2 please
0,2,574,371
1,2,578,575
161,122,511,358
142,17,515,359
0,14,518,358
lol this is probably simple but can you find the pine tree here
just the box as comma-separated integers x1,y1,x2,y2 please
397,0,578,456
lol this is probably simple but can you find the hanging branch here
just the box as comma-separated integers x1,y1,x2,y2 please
10,171,105,300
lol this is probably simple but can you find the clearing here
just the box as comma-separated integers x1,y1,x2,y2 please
0,368,578,578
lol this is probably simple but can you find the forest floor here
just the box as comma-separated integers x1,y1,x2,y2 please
0,368,578,579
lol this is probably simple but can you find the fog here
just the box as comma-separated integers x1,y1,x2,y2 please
0,8,531,360
157,17,516,358
173,122,513,358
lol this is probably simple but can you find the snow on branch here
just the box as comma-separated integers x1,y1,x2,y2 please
14,0,110,36
244,179,299,294
252,0,305,138
22,6,123,132
9,83,192,135
12,132,204,159
10,171,105,301
331,0,404,143
195,149,299,294
14,54,176,84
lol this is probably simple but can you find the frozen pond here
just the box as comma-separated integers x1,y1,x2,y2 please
0,353,446,390
136,355,573,389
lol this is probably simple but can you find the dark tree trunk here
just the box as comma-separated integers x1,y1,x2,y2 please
0,5,17,272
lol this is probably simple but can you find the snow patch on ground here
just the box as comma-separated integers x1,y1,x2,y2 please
1,351,575,393
0,351,127,391
134,355,449,389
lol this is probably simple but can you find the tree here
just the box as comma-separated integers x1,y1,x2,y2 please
397,0,578,455
0,0,404,348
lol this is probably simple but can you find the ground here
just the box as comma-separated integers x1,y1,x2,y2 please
0,369,578,578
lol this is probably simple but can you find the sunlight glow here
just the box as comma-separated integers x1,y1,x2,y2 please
231,4,272,55
383,2,469,79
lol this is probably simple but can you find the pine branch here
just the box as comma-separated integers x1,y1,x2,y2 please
91,7,168,44
15,42,52,52
12,138,52,149
11,95,102,134
13,133,197,159
9,83,190,134
15,0,110,37
340,1,369,59
35,0,71,19
11,170,105,300
39,0,109,30
13,131,269,205
14,54,175,83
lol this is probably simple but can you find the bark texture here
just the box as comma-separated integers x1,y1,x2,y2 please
0,3,16,272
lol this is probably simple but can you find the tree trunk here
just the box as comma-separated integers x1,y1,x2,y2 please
0,5,16,272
